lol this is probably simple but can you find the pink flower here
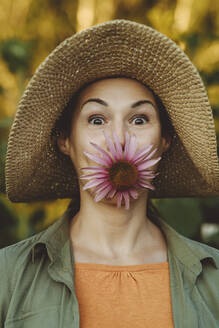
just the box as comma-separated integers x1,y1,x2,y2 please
79,131,161,210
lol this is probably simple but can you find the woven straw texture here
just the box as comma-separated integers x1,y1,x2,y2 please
4,19,219,202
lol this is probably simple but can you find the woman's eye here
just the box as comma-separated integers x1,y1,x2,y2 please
88,114,148,125
88,116,105,125
131,115,148,125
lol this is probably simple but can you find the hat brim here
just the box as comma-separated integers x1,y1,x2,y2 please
5,19,219,201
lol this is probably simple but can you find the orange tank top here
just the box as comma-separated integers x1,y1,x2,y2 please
74,261,175,327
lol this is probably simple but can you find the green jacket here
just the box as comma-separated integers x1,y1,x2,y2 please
0,207,219,328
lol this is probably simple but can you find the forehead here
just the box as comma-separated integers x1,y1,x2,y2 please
77,77,155,104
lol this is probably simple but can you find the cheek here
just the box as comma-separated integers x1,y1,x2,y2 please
138,125,162,148
68,125,95,166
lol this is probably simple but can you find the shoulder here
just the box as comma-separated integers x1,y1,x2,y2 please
178,231,219,267
0,230,47,295
186,238,219,320
173,230,219,291
0,230,45,268
0,210,70,286
183,232,219,254
161,217,219,269
0,231,45,322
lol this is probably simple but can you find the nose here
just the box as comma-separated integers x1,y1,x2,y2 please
111,123,126,150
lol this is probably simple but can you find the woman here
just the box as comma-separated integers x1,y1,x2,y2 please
1,19,219,328
57,76,172,262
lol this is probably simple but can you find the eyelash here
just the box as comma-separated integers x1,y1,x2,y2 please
88,114,149,125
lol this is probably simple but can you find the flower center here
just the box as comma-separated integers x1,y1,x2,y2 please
108,161,138,190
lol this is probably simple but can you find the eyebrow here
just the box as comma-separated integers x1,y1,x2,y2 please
80,98,157,111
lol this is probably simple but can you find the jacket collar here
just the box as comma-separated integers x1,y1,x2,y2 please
30,208,219,275
156,215,219,271
31,208,73,267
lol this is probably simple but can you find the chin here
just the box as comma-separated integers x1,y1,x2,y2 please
90,187,148,207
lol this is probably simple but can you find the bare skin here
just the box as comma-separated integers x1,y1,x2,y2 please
57,77,171,265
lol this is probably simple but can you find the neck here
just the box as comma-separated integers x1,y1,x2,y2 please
69,190,167,262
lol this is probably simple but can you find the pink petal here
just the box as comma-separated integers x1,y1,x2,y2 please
93,181,110,193
83,151,109,166
90,142,114,165
138,171,160,179
123,191,130,210
94,181,112,193
138,169,155,176
103,130,117,161
128,188,139,199
82,178,107,190
137,157,161,171
80,166,108,173
143,148,159,161
139,177,155,182
137,180,155,190
126,135,137,161
124,131,130,158
107,188,117,198
135,148,159,165
133,146,155,164
133,144,153,162
138,172,157,179
95,185,113,202
117,192,123,208
79,172,108,180
112,131,123,160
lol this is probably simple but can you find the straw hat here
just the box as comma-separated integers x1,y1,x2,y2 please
4,19,219,202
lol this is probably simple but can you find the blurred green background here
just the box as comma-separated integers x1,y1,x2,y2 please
0,0,219,249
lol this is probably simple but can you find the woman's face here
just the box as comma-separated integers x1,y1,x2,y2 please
58,77,170,197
